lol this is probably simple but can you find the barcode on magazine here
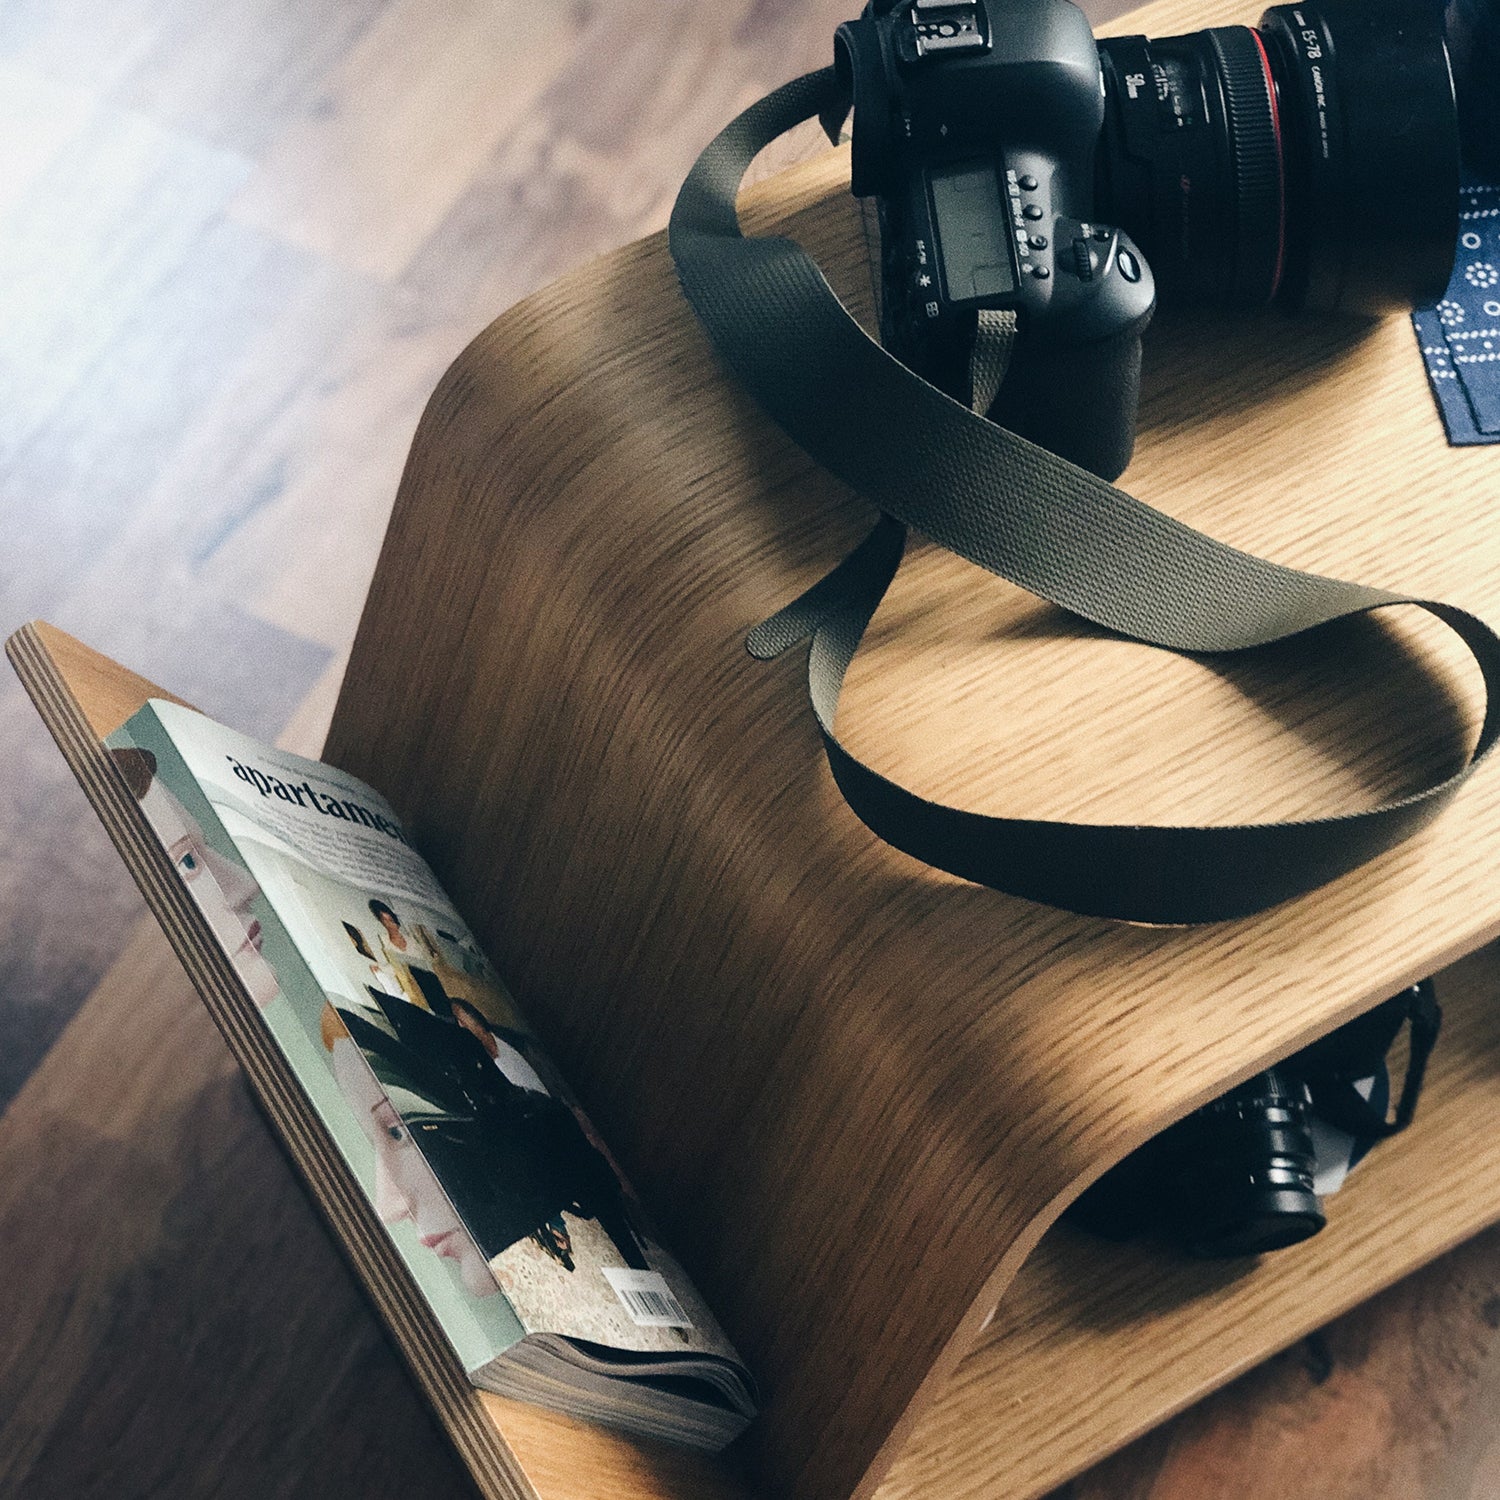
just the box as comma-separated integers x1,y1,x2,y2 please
602,1268,694,1329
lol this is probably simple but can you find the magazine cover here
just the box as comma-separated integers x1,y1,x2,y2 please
103,700,748,1384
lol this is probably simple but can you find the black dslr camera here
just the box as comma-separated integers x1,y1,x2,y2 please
836,0,1157,480
835,0,1461,479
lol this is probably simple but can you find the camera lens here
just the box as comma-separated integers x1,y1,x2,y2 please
1064,1065,1326,1256
1447,0,1500,173
1096,0,1459,314
1165,1068,1326,1258
1096,27,1284,307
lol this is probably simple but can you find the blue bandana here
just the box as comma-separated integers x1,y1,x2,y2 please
1415,176,1500,443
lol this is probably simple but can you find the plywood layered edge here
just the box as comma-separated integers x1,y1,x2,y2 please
5,625,540,1500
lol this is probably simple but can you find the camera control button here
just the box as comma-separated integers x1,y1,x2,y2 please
1030,264,1050,280
1029,234,1048,250
1092,226,1111,242
1117,248,1142,283
1018,174,1038,191
1072,239,1094,280
1022,204,1043,221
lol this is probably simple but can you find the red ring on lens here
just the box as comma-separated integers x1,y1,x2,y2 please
1249,25,1287,301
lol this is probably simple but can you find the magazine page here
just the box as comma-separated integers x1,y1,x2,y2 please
118,699,742,1365
104,704,527,1377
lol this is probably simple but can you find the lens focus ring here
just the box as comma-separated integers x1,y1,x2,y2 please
1205,26,1284,303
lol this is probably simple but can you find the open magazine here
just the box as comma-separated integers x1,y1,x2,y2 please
105,699,756,1450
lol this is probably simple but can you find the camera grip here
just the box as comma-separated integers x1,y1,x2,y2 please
985,325,1143,481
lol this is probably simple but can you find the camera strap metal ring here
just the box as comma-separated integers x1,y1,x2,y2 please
668,68,1500,924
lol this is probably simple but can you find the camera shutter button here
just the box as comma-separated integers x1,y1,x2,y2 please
1117,248,1142,283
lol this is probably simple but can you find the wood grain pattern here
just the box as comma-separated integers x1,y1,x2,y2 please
1060,1218,1500,1500
17,624,1500,1500
880,939,1500,1500
0,922,476,1500
323,2,1500,1497
0,0,870,1127
228,0,585,280
5,624,536,1500
11,2,1500,1500
27,621,190,739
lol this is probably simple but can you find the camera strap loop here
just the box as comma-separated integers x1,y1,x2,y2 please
970,309,1017,417
669,69,1500,924
1301,980,1443,1144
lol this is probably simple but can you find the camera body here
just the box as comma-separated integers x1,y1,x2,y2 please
836,0,1461,480
835,0,1156,479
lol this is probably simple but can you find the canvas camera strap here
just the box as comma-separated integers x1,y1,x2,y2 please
668,68,1500,924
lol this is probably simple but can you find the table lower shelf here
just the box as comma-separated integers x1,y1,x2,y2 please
15,623,1500,1500
874,940,1500,1499
472,940,1500,1500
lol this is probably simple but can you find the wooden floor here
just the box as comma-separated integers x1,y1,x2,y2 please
3,1,1499,1497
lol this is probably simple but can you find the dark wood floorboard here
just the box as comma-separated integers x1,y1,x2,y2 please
0,928,476,1500
2,2,1497,1498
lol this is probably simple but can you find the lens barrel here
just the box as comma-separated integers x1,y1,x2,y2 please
1096,28,1284,307
1447,0,1500,174
1164,1068,1325,1258
1097,0,1459,314
1064,1065,1326,1257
